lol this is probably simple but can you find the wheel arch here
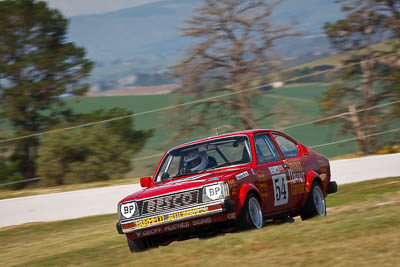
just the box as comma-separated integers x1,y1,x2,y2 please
302,170,324,206
306,170,323,190
238,183,262,212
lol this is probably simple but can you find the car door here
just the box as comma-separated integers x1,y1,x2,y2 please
271,133,307,208
252,133,292,213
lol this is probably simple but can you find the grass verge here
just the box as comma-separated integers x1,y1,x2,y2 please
1,177,399,266
0,176,140,200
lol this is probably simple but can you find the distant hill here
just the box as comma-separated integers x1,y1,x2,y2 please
68,0,200,63
67,0,344,89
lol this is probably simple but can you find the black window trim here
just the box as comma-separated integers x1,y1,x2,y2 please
252,132,283,165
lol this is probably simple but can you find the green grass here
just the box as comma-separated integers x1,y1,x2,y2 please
1,177,399,266
60,84,362,177
2,83,398,179
0,176,141,200
328,178,400,207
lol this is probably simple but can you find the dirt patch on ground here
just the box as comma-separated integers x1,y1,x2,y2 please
384,180,400,185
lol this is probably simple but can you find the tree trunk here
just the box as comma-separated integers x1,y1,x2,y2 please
237,83,257,129
13,139,38,184
348,105,373,154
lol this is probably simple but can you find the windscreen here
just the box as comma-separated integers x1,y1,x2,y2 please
155,136,252,182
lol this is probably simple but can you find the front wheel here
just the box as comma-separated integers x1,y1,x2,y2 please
239,193,263,229
127,237,148,253
300,181,326,220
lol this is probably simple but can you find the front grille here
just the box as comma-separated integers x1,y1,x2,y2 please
137,189,202,217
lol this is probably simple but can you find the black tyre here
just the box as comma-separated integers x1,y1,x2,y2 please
127,237,148,253
300,181,326,221
239,193,263,229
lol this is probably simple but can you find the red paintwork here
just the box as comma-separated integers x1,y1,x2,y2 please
118,129,333,240
238,183,260,209
140,176,151,188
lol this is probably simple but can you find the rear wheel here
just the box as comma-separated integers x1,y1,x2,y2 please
127,237,148,253
300,181,326,220
239,193,263,229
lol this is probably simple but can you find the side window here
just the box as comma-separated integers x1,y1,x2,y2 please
254,135,282,164
272,134,299,158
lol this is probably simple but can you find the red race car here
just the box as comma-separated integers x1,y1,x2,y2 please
116,129,337,252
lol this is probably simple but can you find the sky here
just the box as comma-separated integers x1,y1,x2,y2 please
43,0,166,16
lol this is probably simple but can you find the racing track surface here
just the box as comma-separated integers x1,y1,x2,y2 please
1,153,399,228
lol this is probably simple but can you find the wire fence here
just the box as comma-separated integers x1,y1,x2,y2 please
277,100,400,131
1,51,399,144
309,128,400,149
2,127,399,187
0,177,40,188
1,52,399,186
131,127,400,161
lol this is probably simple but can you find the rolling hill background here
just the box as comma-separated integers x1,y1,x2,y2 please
66,0,345,91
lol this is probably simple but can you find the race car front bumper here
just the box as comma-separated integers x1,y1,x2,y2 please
116,199,235,234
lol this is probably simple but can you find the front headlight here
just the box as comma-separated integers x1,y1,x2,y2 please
117,204,122,220
202,182,230,202
119,201,138,219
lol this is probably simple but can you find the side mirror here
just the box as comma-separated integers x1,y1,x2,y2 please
300,144,309,155
140,176,151,188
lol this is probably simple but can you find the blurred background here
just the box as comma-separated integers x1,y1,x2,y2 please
0,0,399,265
1,0,399,189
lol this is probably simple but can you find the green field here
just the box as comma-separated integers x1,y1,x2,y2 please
1,177,399,266
2,82,398,178
62,84,359,176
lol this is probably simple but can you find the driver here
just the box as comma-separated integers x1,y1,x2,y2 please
184,150,208,172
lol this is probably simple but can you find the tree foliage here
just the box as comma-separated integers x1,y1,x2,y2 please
0,0,93,181
320,0,400,154
171,0,296,138
0,159,23,186
37,108,153,185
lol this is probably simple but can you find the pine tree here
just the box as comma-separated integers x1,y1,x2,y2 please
320,0,400,153
0,0,93,181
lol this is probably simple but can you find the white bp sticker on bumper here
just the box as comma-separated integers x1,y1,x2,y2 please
272,174,289,206
205,184,222,200
121,202,136,218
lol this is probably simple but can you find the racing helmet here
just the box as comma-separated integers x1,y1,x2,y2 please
184,150,208,172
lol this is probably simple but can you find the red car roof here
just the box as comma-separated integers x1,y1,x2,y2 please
169,129,273,151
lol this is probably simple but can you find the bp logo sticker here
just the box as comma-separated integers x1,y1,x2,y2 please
205,184,222,200
121,202,136,218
